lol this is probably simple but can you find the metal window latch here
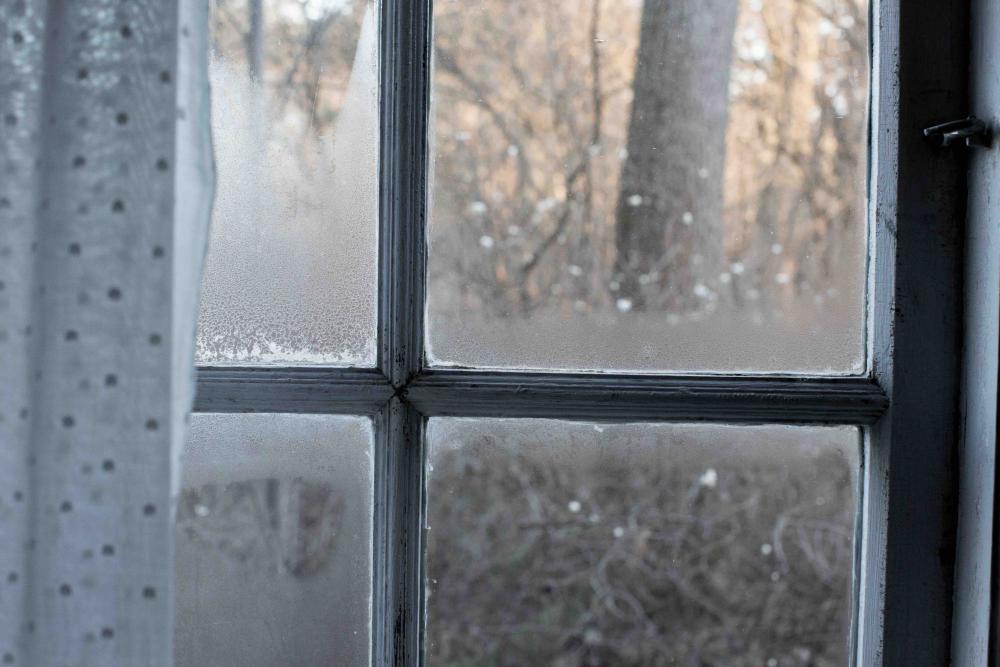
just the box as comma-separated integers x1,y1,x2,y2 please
923,116,992,148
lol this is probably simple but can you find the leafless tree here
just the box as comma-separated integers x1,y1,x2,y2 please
614,0,739,312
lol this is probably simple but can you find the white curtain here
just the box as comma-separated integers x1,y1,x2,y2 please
0,1,213,665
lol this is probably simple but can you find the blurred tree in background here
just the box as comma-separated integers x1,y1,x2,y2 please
201,0,867,364
614,0,738,312
430,0,867,321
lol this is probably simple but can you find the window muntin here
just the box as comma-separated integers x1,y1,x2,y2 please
196,0,379,365
426,0,868,373
175,413,374,666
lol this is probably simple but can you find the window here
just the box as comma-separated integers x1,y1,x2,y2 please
424,421,860,664
176,415,373,665
189,0,967,665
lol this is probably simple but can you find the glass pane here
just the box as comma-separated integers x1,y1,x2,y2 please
428,0,868,373
197,1,378,365
426,419,859,665
175,414,373,666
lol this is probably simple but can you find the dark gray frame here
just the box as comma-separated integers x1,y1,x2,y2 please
193,0,970,664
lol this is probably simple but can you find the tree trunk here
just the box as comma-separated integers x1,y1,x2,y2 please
614,0,739,312
247,0,265,82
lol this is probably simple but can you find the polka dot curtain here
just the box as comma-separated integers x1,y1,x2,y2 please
0,1,213,665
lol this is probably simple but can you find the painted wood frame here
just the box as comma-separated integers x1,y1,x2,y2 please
192,0,970,664
951,0,999,662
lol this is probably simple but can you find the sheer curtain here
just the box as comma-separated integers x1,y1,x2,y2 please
0,1,213,665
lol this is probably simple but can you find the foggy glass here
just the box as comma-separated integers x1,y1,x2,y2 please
427,0,868,373
426,419,859,666
196,0,378,364
175,414,373,666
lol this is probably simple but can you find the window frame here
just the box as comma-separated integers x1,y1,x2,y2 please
193,0,969,664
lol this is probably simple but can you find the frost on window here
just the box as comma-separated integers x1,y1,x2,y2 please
425,419,859,666
427,0,869,373
196,0,378,365
175,414,373,666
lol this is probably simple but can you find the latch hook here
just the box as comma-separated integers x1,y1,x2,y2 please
923,116,992,148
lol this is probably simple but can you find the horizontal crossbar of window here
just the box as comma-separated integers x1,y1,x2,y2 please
194,366,887,425
193,367,393,414
406,369,886,424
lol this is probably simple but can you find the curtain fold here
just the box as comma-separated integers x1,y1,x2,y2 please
0,1,213,664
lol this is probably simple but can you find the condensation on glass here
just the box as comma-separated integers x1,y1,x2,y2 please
175,414,373,667
197,1,378,364
425,419,859,665
427,0,868,373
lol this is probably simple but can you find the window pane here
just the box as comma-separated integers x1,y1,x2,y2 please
427,0,868,372
426,419,859,665
197,1,378,365
175,414,373,666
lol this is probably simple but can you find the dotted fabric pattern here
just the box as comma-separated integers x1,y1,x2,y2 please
0,2,213,665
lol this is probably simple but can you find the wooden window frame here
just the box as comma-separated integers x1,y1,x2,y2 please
193,0,969,664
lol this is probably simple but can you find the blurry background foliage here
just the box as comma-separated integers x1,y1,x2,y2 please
426,422,858,667
201,0,867,367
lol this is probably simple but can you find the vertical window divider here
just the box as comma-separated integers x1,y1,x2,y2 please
372,398,427,667
375,0,433,664
378,0,430,388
